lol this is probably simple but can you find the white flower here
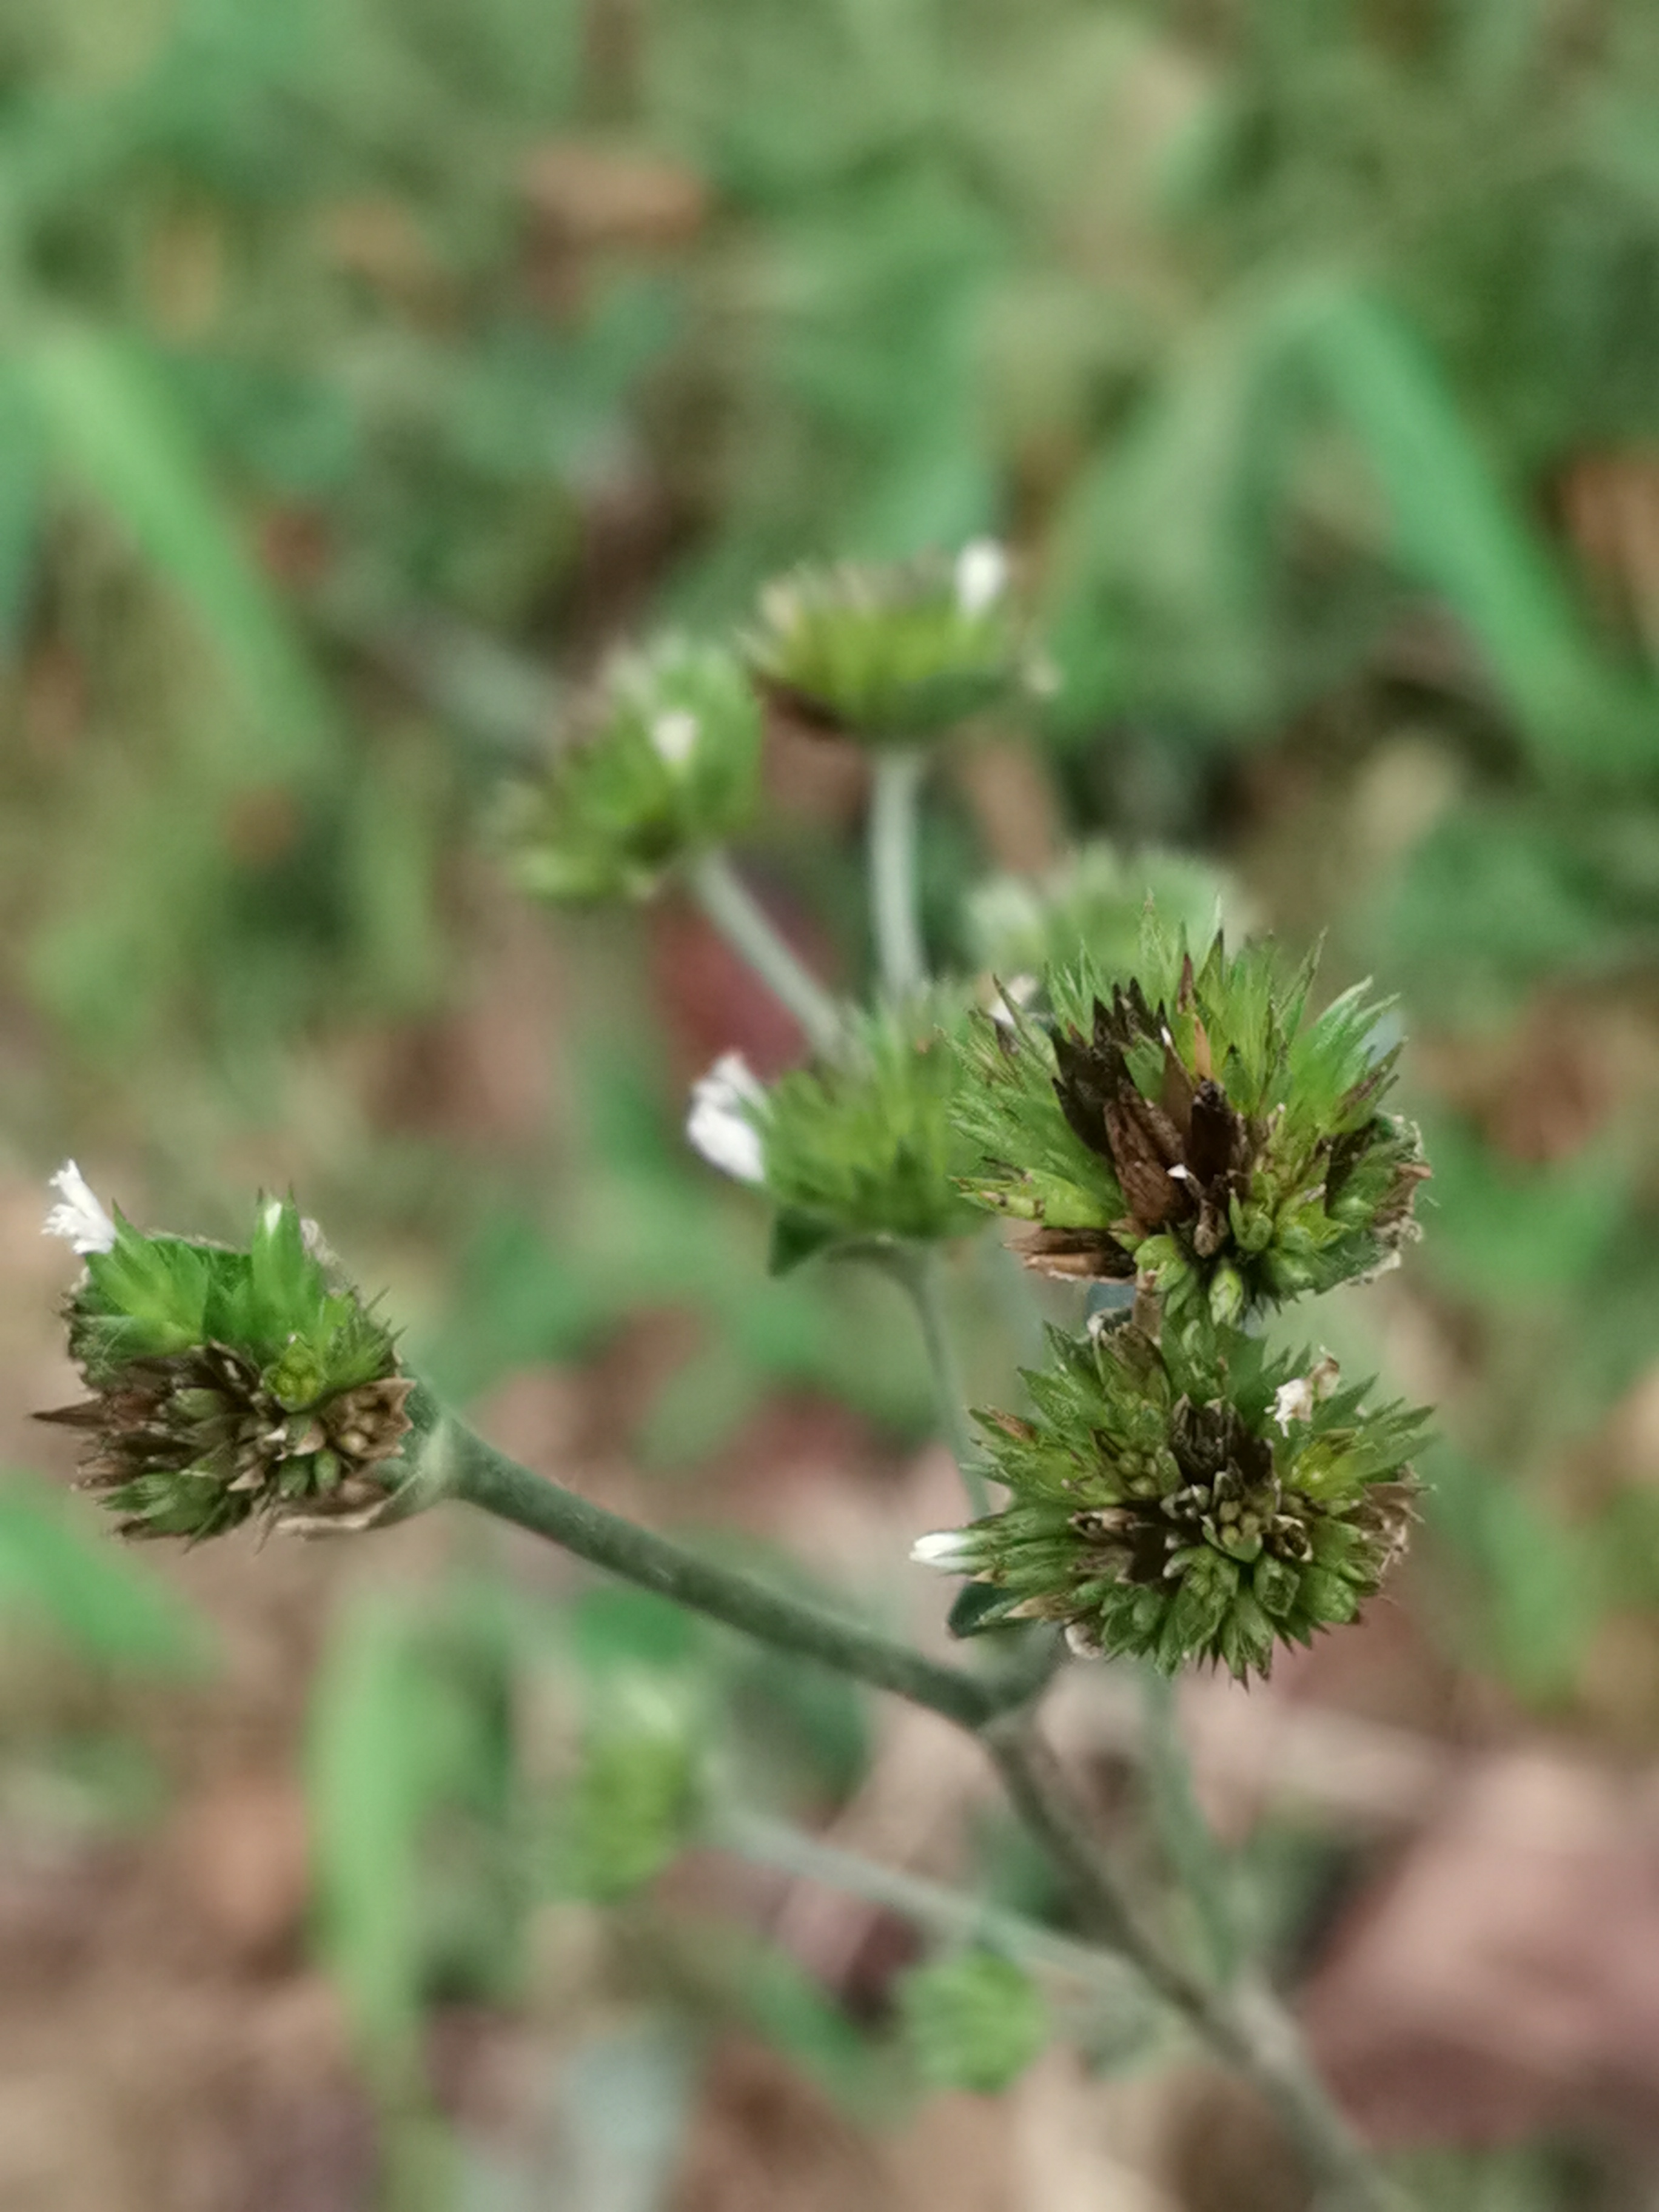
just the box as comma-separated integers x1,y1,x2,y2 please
1272,1377,1316,1432
989,973,1038,1028
1064,1621,1104,1660
1272,1353,1341,1433
42,1161,118,1255
910,1529,980,1573
686,1053,767,1186
954,538,1008,619
649,709,700,769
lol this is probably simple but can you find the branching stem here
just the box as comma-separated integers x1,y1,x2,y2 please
434,1412,1404,2210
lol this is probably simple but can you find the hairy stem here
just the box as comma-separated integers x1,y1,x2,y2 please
891,1247,993,1518
688,848,844,1057
1141,1667,1241,1985
434,1411,1403,2209
440,1415,1005,1732
868,748,928,998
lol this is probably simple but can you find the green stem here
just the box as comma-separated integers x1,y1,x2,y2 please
868,748,928,999
985,1718,1401,2212
1141,1667,1241,1985
891,1247,993,1518
438,1415,1004,1733
433,1411,1401,2211
688,848,844,1058
716,1805,1136,1995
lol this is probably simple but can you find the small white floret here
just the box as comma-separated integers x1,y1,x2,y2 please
686,1053,766,1186
954,538,1008,618
1064,1621,1104,1659
649,708,700,768
910,1529,978,1573
1272,1377,1315,1432
43,1161,118,1256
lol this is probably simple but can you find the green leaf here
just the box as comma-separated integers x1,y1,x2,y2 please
0,1475,212,1674
306,1592,436,2068
1301,286,1649,773
16,323,335,774
768,1207,841,1276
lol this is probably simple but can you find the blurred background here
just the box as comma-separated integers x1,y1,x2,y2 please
6,0,1659,2205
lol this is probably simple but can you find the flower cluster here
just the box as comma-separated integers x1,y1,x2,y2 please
914,1320,1423,1680
954,927,1427,1326
507,637,761,902
39,1167,415,1540
686,1003,981,1270
745,542,1032,743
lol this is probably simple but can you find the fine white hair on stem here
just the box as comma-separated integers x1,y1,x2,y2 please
686,1053,767,1186
42,1161,118,1255
954,538,1008,619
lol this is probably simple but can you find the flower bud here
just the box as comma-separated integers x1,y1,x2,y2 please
506,636,761,902
917,1321,1425,1680
744,546,1031,743
729,1000,982,1268
967,842,1236,987
897,1949,1049,2094
954,921,1428,1319
38,1177,419,1541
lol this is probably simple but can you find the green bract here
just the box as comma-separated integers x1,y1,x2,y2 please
508,636,762,901
42,1197,415,1541
756,1002,984,1270
920,1322,1424,1681
745,545,1026,743
967,842,1234,988
954,925,1427,1326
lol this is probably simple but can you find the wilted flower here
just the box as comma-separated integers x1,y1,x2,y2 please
745,546,1030,743
954,924,1427,1326
686,1053,768,1187
507,636,761,902
914,1322,1424,1680
39,1188,417,1541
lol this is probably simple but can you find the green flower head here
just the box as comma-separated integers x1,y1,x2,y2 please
916,1321,1424,1681
687,1002,982,1270
745,542,1031,743
39,1169,415,1541
508,635,762,902
954,923,1427,1326
967,842,1236,989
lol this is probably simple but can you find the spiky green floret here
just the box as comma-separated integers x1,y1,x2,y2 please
759,999,984,1270
43,1199,413,1540
967,842,1233,987
954,920,1427,1325
930,1322,1424,1681
507,636,761,902
744,549,1026,743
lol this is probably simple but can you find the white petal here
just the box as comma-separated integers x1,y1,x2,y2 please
954,538,1008,618
649,708,700,768
42,1160,118,1255
1272,1377,1317,1433
910,1529,978,1572
686,1056,766,1186
1064,1621,1104,1659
